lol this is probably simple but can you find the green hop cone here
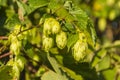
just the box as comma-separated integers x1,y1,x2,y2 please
13,24,21,34
43,18,61,35
51,19,61,34
15,56,26,71
42,36,54,52
72,40,88,61
72,32,88,61
9,24,28,55
12,24,29,40
13,62,20,80
43,18,52,35
79,32,86,41
10,35,22,55
56,31,67,49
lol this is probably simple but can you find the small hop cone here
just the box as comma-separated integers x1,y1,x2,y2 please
43,19,52,35
10,35,22,55
72,39,88,61
15,56,26,71
43,18,61,35
13,62,20,80
51,19,61,34
79,32,86,41
56,31,67,49
42,36,54,52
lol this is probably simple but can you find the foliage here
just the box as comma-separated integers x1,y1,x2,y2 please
0,0,120,80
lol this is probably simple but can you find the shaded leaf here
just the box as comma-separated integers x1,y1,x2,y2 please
97,54,110,71
64,22,75,33
87,19,97,46
0,66,13,80
5,15,20,30
47,53,70,80
67,33,79,51
64,62,98,80
47,53,62,74
0,0,7,6
92,49,107,67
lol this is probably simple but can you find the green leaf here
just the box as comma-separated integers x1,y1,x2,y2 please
41,70,61,80
50,48,59,54
17,0,48,15
25,48,35,59
36,66,46,77
113,40,120,47
92,49,107,67
16,1,34,15
61,67,83,80
47,53,62,74
5,15,20,30
102,67,117,80
113,53,120,62
16,1,26,15
47,53,70,80
67,33,79,51
48,0,61,13
97,54,110,71
71,7,88,30
0,66,13,80
28,0,48,9
87,19,97,46
64,1,88,30
0,0,7,6
64,22,76,33
48,0,75,22
64,1,96,49
63,62,98,80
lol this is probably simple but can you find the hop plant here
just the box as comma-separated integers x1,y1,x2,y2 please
43,18,61,35
56,31,67,49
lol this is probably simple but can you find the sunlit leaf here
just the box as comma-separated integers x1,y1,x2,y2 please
102,67,117,80
28,0,48,9
92,49,107,67
41,70,61,80
61,66,83,80
67,33,79,51
47,53,62,74
97,55,110,71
